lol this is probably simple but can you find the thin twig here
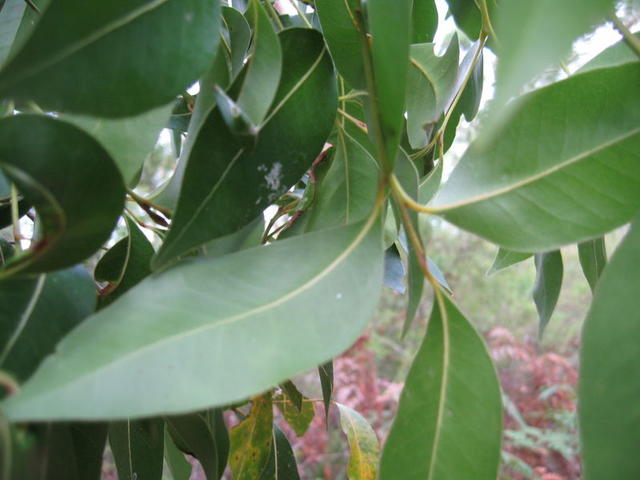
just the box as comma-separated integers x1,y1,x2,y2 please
610,10,640,60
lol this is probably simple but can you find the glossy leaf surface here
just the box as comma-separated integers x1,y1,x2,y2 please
431,63,640,252
0,0,221,116
337,403,380,480
379,295,502,480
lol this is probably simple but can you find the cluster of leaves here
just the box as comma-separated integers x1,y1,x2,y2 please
0,0,639,479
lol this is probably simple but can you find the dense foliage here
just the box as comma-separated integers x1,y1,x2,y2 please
0,0,639,478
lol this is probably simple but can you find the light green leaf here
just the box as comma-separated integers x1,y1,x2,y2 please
0,0,221,116
412,0,438,44
229,394,273,480
383,246,405,294
406,38,459,149
431,63,640,252
110,419,164,480
0,115,125,277
578,237,607,292
379,294,502,480
337,403,380,480
418,159,443,204
0,0,25,66
2,213,383,420
580,217,640,480
65,103,174,185
153,28,336,268
275,392,315,437
164,429,193,480
532,250,563,336
0,267,95,383
487,248,532,275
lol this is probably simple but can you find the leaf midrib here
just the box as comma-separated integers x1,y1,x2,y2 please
432,127,640,212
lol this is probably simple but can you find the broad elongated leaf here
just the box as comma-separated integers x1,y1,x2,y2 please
532,250,563,336
318,361,333,422
2,212,383,420
110,419,164,480
412,0,438,43
578,237,607,292
222,6,251,79
0,266,95,383
65,103,174,184
0,0,25,65
229,394,273,480
260,426,301,480
487,248,531,275
406,38,459,149
446,0,482,40
580,217,640,480
153,28,337,268
367,0,412,169
275,393,314,437
0,0,221,116
315,0,364,89
164,428,193,480
379,294,502,480
166,412,221,480
431,63,640,252
0,115,125,277
337,403,380,480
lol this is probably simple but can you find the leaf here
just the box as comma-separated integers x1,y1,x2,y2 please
0,0,221,116
236,0,282,125
487,248,532,275
0,115,125,277
0,0,25,66
164,429,193,480
153,28,337,268
412,0,438,43
418,160,443,204
261,426,301,480
318,361,333,423
110,419,165,480
315,0,364,89
222,6,252,79
64,103,174,185
406,38,459,149
367,0,412,169
337,403,380,480
166,412,221,480
532,250,563,336
280,380,303,412
446,0,482,40
431,63,640,252
578,237,607,292
383,246,406,294
275,393,315,437
2,212,384,421
579,217,640,480
0,266,95,383
578,33,640,73
379,294,502,480
229,394,273,480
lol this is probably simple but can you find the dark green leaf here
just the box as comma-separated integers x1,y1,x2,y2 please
0,115,124,277
580,217,640,480
578,237,607,292
379,294,502,480
260,426,301,480
446,0,481,40
431,63,640,252
337,403,380,480
213,85,258,142
0,0,221,116
412,0,438,43
153,28,337,268
164,429,193,480
318,361,333,423
222,6,252,79
166,412,220,480
532,250,563,336
2,213,383,420
280,380,303,412
110,419,164,480
0,266,95,383
487,248,532,275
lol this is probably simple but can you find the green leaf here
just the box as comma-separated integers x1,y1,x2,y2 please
236,0,282,125
379,294,502,480
166,412,220,480
229,394,273,480
383,246,406,294
318,361,333,422
315,0,364,90
578,33,640,73
446,0,482,40
213,85,258,142
65,103,174,185
367,0,412,169
280,380,303,412
0,266,95,383
532,250,563,336
153,28,337,268
164,429,193,480
275,393,315,437
0,115,125,277
0,0,25,66
0,0,221,117
418,159,443,204
579,217,640,480
578,237,607,292
406,38,459,149
261,426,301,480
487,248,532,275
412,0,438,43
222,6,252,79
2,212,383,420
431,63,640,252
110,419,164,480
337,403,380,480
